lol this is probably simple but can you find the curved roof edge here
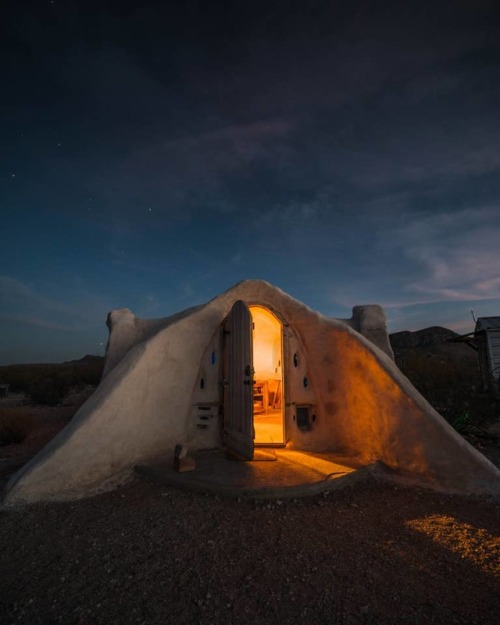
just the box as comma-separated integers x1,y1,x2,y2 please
103,279,393,377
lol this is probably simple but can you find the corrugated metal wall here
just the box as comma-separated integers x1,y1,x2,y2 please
487,329,500,382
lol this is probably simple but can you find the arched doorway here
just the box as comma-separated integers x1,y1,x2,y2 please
249,306,284,445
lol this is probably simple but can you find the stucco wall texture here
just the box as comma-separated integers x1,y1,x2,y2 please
4,280,500,505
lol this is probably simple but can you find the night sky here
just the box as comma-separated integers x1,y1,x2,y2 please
1,0,500,364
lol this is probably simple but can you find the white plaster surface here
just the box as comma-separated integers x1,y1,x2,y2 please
4,280,500,505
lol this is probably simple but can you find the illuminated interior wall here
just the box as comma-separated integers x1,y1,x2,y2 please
250,306,282,380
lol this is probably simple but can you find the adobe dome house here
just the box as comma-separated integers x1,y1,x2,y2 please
3,280,500,505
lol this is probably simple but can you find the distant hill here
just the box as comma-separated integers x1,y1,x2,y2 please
0,356,104,405
390,326,458,349
63,355,104,367
0,355,104,369
389,326,477,366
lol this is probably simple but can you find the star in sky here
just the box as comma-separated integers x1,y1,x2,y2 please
1,1,499,364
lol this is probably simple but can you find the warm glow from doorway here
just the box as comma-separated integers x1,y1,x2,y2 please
249,306,284,445
251,307,282,378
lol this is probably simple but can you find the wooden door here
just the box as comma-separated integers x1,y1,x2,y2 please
223,300,254,460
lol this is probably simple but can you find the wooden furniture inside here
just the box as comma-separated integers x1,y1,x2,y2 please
253,380,269,414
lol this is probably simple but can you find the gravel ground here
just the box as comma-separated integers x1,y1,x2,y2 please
1,473,499,625
1,403,499,625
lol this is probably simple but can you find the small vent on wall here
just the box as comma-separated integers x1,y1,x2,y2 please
296,405,314,431
195,405,214,429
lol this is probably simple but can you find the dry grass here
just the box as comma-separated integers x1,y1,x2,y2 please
0,358,103,405
0,409,35,444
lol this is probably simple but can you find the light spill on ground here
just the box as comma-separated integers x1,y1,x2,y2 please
406,514,500,578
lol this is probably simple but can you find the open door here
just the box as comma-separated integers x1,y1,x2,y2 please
223,300,254,460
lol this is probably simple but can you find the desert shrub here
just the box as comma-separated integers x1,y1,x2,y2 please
28,377,66,406
77,360,104,386
0,365,34,393
0,358,104,405
451,411,471,433
399,351,498,429
0,411,35,444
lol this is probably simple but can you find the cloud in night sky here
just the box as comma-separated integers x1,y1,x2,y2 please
1,0,499,363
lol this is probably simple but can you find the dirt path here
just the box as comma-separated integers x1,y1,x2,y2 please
1,474,499,625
